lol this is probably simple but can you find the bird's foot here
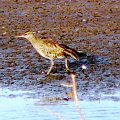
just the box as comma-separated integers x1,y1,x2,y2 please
66,68,71,74
46,72,50,76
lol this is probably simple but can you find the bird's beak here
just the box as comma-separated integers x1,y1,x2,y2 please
17,35,25,38
15,35,25,38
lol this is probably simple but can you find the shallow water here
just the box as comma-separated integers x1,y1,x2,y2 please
0,0,120,120
0,88,120,120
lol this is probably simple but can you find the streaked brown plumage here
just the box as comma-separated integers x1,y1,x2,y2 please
17,32,84,75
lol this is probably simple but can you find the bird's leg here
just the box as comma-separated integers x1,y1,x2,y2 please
65,58,70,72
47,59,54,75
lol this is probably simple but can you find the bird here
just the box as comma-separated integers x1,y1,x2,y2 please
17,31,86,75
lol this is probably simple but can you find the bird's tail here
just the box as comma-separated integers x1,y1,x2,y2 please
59,44,87,60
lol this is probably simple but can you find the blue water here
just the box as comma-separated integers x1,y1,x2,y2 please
0,88,120,120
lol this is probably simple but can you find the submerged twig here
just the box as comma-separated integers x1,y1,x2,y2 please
71,72,85,120
71,73,79,105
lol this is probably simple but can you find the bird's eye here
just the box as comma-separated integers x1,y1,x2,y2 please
25,33,28,35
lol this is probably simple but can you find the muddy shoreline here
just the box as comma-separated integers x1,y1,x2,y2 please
0,0,120,100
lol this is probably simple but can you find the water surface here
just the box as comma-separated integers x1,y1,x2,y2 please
0,88,120,120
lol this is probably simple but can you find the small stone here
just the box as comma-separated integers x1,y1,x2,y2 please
3,32,7,35
2,26,5,29
82,19,87,22
81,65,87,70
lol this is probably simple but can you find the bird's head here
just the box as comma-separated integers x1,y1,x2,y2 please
17,32,35,40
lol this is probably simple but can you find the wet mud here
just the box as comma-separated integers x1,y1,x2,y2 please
0,0,120,100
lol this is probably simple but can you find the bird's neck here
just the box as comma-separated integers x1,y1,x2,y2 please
27,35,38,44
